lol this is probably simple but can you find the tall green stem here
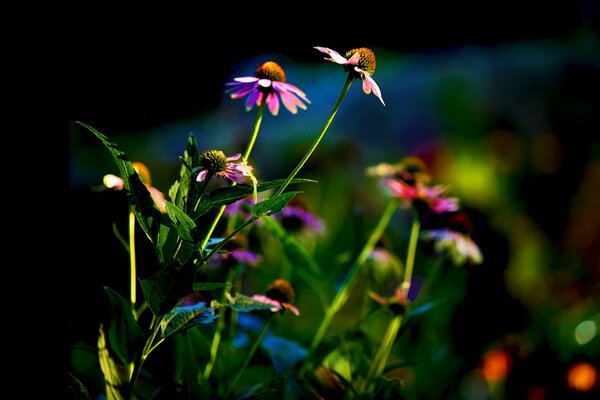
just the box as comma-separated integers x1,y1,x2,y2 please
225,316,273,399
129,209,137,309
360,213,422,393
274,75,353,197
200,103,265,250
401,215,421,298
308,200,397,354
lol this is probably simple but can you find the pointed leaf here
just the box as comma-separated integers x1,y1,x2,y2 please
251,192,299,217
160,302,219,338
76,121,161,243
193,178,316,219
103,287,143,365
171,135,201,212
224,293,277,313
165,201,197,242
156,224,179,266
139,266,195,317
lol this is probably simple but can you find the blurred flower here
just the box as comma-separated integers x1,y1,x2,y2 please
226,61,310,116
102,161,166,212
422,212,483,266
366,156,431,185
252,279,299,316
314,46,385,105
207,231,261,269
196,150,252,184
276,196,324,236
224,195,256,220
383,178,459,214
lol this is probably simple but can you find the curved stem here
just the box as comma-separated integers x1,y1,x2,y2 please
129,209,137,310
274,75,353,197
308,200,397,355
225,316,273,399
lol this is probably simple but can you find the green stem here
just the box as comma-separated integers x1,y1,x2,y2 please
360,314,403,393
308,200,397,354
126,315,161,399
274,75,353,197
401,215,421,298
225,316,273,399
199,104,265,250
203,268,236,381
129,209,137,310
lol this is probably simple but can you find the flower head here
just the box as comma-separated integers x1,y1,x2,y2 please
226,61,310,116
102,161,166,212
252,279,299,316
383,178,459,214
207,231,262,269
196,150,252,184
366,156,432,185
315,46,385,106
422,212,483,266
276,196,324,236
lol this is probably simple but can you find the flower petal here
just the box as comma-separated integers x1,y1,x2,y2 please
347,51,360,66
314,46,348,65
258,79,273,88
103,174,124,190
226,153,241,161
245,89,261,111
234,76,260,83
362,77,372,94
364,73,385,106
278,82,310,103
146,185,166,213
279,90,299,114
197,169,208,182
266,92,280,116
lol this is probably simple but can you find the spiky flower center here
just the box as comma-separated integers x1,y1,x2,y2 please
265,279,295,304
255,61,286,82
344,47,376,75
199,150,228,174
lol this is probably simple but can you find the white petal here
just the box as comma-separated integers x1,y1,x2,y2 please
314,46,348,65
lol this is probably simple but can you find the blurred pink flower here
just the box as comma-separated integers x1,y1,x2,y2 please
226,61,310,116
315,46,385,106
197,150,252,184
383,178,459,214
251,279,299,316
102,161,166,212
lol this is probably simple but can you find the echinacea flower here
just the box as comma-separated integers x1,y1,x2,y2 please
276,196,324,236
102,161,166,212
196,150,252,184
383,178,459,214
207,231,262,269
252,279,299,316
315,46,385,106
422,212,483,266
366,156,431,185
226,61,310,116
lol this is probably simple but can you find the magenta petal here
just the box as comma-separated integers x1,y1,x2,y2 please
362,78,372,94
226,153,241,161
314,46,348,65
197,169,208,182
278,82,310,103
245,89,260,111
365,74,385,106
266,92,280,116
227,83,257,99
279,90,299,114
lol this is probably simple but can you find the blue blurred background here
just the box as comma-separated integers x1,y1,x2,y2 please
67,3,600,398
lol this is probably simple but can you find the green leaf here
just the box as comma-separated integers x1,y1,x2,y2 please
165,201,197,242
156,224,179,266
103,287,143,365
170,135,201,213
192,282,232,291
76,121,161,243
224,293,277,313
193,178,316,219
172,330,212,399
260,217,327,298
160,302,219,338
139,266,195,317
251,192,299,217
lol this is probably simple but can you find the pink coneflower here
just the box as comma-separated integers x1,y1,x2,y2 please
196,150,252,184
252,279,299,316
314,46,385,106
102,161,166,212
383,178,459,214
366,156,431,185
226,61,310,116
422,212,483,266
276,196,324,236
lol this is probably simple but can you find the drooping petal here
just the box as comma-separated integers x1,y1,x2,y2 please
347,51,360,66
266,92,280,116
277,82,310,103
227,83,257,99
245,88,261,111
196,169,209,182
279,90,299,114
146,185,166,213
364,72,385,106
285,304,300,316
226,153,241,161
362,77,373,94
314,46,349,65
